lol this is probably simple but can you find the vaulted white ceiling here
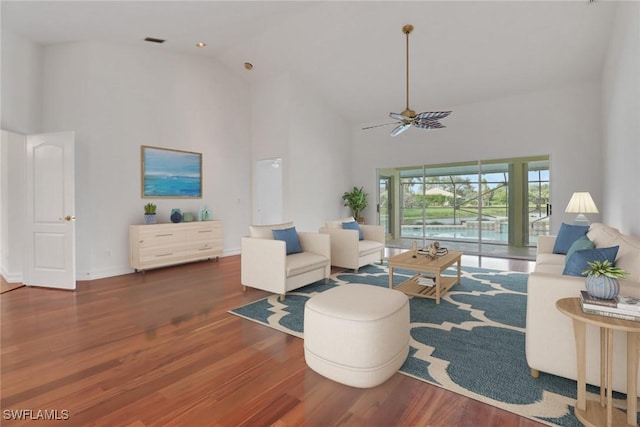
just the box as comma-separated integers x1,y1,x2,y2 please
2,1,617,127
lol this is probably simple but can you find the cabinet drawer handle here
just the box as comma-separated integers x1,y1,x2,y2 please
156,233,174,237
156,253,173,257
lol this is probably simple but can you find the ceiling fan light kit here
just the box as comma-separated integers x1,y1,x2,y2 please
363,24,452,137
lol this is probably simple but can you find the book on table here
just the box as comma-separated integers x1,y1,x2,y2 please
417,247,448,257
579,290,617,308
580,290,640,312
616,295,640,311
579,291,640,321
581,306,640,322
416,273,435,287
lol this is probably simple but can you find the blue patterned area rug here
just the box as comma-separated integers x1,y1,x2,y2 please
229,264,637,427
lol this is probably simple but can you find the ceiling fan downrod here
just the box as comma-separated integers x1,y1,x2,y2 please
402,24,415,118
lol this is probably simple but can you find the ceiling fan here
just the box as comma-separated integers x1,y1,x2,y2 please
363,24,451,137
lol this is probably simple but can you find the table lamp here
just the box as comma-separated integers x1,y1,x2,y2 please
565,192,598,225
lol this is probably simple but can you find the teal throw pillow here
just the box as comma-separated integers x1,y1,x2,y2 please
552,223,589,254
272,227,302,255
342,221,363,240
564,235,595,264
562,246,619,277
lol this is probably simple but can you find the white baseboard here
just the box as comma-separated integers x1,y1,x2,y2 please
224,248,240,256
76,266,134,281
78,251,240,281
1,268,23,284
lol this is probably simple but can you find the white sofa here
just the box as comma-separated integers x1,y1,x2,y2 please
526,223,640,394
241,222,330,301
319,217,385,272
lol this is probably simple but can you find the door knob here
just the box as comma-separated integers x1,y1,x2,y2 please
63,215,76,221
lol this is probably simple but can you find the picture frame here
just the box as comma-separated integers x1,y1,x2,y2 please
141,145,202,198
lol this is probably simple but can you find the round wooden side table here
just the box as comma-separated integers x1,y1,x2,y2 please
556,297,639,427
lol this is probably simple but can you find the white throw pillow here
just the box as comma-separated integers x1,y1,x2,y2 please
326,217,355,229
249,222,295,239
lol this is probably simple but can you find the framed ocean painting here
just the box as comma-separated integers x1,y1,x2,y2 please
141,146,202,198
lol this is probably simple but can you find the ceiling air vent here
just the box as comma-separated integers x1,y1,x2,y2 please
144,37,166,44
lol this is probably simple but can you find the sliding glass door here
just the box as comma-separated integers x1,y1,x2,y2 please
378,156,549,259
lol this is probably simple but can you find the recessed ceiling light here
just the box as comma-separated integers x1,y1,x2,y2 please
196,42,207,48
144,37,165,44
244,62,253,70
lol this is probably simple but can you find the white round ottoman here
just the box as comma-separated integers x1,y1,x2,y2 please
303,284,410,388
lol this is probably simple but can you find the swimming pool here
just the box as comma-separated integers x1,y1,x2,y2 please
402,226,508,242
400,226,544,245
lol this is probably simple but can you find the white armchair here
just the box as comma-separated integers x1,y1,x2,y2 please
319,218,385,273
241,222,330,301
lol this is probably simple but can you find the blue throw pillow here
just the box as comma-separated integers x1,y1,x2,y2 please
342,221,363,240
564,235,595,264
272,227,302,255
552,223,589,254
562,246,620,277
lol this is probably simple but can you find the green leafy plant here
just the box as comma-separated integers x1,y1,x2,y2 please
582,260,628,279
341,186,368,220
144,203,157,214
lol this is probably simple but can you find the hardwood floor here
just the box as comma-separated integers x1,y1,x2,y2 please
1,254,544,426
0,276,24,294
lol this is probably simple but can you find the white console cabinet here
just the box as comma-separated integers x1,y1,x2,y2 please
129,221,223,272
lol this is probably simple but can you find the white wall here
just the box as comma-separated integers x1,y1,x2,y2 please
251,74,290,162
251,74,352,232
37,41,252,279
0,130,26,282
0,31,41,283
287,79,352,230
1,31,42,134
602,2,640,235
352,82,604,234
250,74,291,226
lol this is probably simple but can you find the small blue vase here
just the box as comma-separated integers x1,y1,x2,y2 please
170,209,182,223
585,275,620,300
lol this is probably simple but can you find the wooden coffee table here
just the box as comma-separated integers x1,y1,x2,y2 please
387,250,462,304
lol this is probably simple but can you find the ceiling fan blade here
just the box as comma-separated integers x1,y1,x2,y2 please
414,120,445,129
362,122,398,130
390,123,411,137
415,111,452,120
390,112,409,121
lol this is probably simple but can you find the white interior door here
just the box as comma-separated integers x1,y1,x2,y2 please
253,158,283,225
25,131,76,289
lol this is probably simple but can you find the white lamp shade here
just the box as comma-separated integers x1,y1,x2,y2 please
565,192,599,214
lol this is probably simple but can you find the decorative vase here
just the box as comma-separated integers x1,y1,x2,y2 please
585,275,620,300
170,209,182,223
200,205,211,221
144,213,157,225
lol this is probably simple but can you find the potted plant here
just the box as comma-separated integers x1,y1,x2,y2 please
583,259,629,300
144,203,157,224
342,186,368,223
